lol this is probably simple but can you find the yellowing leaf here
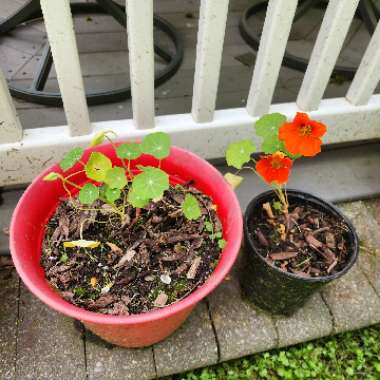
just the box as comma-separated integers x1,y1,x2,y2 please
43,172,60,182
85,152,112,182
63,240,101,249
90,277,97,288
90,130,117,147
224,173,244,189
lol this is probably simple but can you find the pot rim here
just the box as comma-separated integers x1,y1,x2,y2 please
10,145,243,325
244,188,359,283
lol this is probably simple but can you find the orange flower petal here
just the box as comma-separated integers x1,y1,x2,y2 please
293,112,310,125
298,136,322,157
256,154,292,185
310,120,327,138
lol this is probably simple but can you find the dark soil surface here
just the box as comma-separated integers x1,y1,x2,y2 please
41,184,223,315
249,201,351,277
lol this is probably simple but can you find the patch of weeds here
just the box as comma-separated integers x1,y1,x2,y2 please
162,325,380,380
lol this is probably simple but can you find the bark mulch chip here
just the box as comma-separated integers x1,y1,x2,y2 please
41,185,223,315
249,201,351,277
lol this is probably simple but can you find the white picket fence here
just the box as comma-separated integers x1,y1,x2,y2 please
1,0,380,186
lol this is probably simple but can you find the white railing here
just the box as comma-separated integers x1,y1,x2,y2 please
1,0,380,186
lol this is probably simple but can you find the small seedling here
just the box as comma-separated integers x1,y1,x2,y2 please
225,112,327,212
43,131,202,229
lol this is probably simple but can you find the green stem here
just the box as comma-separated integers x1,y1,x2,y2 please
105,135,127,170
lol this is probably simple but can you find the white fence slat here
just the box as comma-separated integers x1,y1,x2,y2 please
0,69,22,143
126,0,155,129
346,21,380,106
3,96,380,186
191,0,229,123
297,0,360,111
40,0,91,136
246,0,298,117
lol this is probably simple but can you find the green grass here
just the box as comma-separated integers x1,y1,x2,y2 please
163,325,380,380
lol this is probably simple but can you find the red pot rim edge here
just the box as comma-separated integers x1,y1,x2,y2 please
10,145,243,325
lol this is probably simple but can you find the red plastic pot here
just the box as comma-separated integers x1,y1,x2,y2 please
10,144,243,348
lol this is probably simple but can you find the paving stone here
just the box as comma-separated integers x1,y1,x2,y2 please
275,292,333,348
208,273,277,362
367,199,380,225
338,201,380,251
86,334,156,380
0,270,18,380
16,285,86,380
338,201,380,296
321,263,380,334
154,301,218,378
358,250,380,299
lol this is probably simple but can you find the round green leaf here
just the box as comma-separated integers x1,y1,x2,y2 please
116,143,141,160
226,140,256,169
131,166,169,200
59,147,84,171
182,193,201,220
255,113,286,154
105,186,121,203
85,152,112,182
127,189,149,208
79,183,99,204
104,166,127,189
141,132,171,159
43,172,60,182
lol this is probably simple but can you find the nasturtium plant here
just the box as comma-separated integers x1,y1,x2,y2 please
225,112,327,211
226,140,256,169
142,132,171,159
43,130,202,226
182,193,202,220
60,147,84,171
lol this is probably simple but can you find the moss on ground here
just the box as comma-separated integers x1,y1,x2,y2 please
163,324,380,380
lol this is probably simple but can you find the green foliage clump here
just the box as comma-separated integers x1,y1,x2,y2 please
164,325,380,380
43,130,202,222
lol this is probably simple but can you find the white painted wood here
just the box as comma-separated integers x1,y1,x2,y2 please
191,0,230,123
0,69,22,143
2,96,380,186
346,21,380,106
126,0,155,129
297,0,360,111
246,0,298,117
40,0,91,136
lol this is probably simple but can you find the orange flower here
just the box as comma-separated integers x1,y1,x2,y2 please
279,112,327,157
256,152,293,185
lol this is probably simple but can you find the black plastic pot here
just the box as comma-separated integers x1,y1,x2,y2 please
240,189,359,315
